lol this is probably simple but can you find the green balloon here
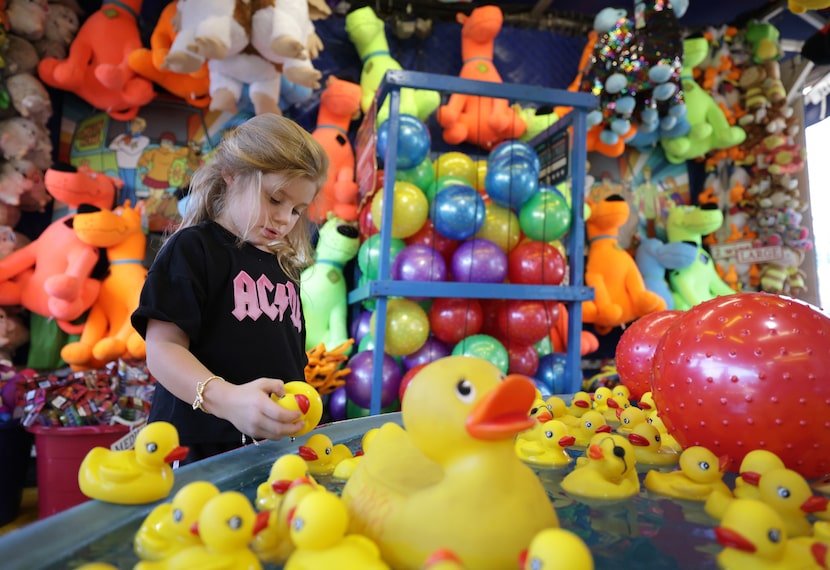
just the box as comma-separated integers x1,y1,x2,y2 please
396,156,435,195
535,335,553,357
452,334,509,373
357,234,406,280
519,188,571,242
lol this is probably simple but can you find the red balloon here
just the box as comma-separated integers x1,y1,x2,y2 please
479,298,505,339
496,299,552,346
507,240,565,286
651,293,830,479
506,341,540,377
615,310,684,400
358,202,378,241
405,218,459,265
399,362,428,403
428,297,483,344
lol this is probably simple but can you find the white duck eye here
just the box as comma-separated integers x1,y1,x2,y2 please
325,447,332,456
544,430,553,439
172,508,183,523
146,442,158,453
584,420,594,429
293,517,305,532
228,515,242,530
767,529,781,544
455,379,475,403
698,460,711,471
777,486,790,499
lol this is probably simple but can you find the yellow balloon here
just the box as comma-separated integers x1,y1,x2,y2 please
475,159,488,193
370,298,430,357
433,151,476,187
474,201,522,253
370,181,428,239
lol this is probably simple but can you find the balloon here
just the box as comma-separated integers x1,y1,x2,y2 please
396,156,435,195
451,238,507,284
328,386,348,421
399,362,429,403
391,244,447,284
452,334,509,374
614,310,684,400
404,218,459,265
506,341,540,377
433,151,477,186
474,159,488,194
474,202,522,254
487,139,542,173
346,398,400,418
519,187,572,242
431,175,474,204
496,299,552,346
484,158,539,210
430,184,486,241
371,181,429,239
370,298,430,357
535,352,568,394
357,233,407,281
357,330,375,352
401,336,452,370
358,201,378,240
507,240,566,285
376,113,431,170
651,293,830,479
350,309,373,346
428,297,484,345
344,349,403,409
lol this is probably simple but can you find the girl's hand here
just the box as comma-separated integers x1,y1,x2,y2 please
213,378,305,440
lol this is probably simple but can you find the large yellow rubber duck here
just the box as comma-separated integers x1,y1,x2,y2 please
422,548,466,569
298,432,354,476
253,477,319,565
714,498,829,569
571,410,613,447
519,527,595,570
341,355,558,570
134,480,219,561
626,422,679,467
271,381,324,436
733,449,786,500
135,491,269,570
284,490,390,570
561,433,640,500
644,445,730,502
515,419,575,468
78,421,189,504
255,454,317,512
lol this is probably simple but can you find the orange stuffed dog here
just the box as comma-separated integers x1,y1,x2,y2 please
436,5,526,150
38,0,155,121
582,195,666,334
61,200,147,369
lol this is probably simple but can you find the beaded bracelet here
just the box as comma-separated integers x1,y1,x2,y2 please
192,375,222,412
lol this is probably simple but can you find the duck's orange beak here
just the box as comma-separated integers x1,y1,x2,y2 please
165,446,190,463
628,433,649,447
272,479,293,494
535,410,553,423
740,471,761,486
559,435,576,448
801,494,829,514
718,455,731,473
574,399,590,409
294,394,310,414
714,526,756,552
253,510,270,535
466,375,535,441
298,446,318,461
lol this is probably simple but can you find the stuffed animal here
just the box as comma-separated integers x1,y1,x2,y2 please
163,0,249,73
0,157,49,212
660,37,746,164
5,0,49,41
759,246,806,298
665,203,735,310
582,195,667,334
788,0,830,14
300,216,359,353
37,0,156,121
635,237,698,310
0,116,52,170
33,2,81,60
4,34,41,76
344,6,440,126
61,200,147,369
4,73,53,127
126,1,211,109
308,76,362,224
0,164,119,333
0,306,29,364
436,5,526,150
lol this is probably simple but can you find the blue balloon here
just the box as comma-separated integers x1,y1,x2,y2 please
484,158,539,210
430,184,486,240
487,140,541,174
535,352,568,395
376,114,431,170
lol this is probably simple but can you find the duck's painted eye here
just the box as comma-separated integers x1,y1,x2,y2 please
172,508,183,523
544,430,553,439
146,442,158,453
584,421,594,429
623,418,631,425
655,434,662,443
228,515,243,530
767,528,781,544
595,393,604,400
293,517,305,532
698,461,711,471
325,447,332,456
530,407,540,415
777,486,791,499
455,379,475,403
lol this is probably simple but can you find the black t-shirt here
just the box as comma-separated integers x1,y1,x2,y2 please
131,221,307,445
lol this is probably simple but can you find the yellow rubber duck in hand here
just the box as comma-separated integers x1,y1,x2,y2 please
78,421,189,504
341,356,558,570
519,528,595,570
644,445,730,502
271,381,324,436
562,433,640,500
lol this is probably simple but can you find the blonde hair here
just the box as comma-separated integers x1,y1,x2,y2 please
179,113,329,281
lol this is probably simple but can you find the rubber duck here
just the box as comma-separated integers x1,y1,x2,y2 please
78,421,189,504
284,490,390,570
644,445,731,502
298,432,354,476
571,410,613,448
134,480,219,561
271,381,324,436
341,356,558,570
515,419,575,468
637,391,656,412
615,405,646,436
255,454,317,512
333,428,379,480
646,411,683,453
135,491,269,570
422,548,466,569
612,384,631,403
546,395,579,428
562,433,639,500
627,422,680,467
567,391,593,418
591,386,614,414
529,398,554,423
253,477,320,565
715,499,829,570
734,449,786,500
519,527,594,570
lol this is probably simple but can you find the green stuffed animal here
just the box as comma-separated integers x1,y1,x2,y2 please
660,37,746,164
344,6,440,126
665,203,735,310
300,217,360,353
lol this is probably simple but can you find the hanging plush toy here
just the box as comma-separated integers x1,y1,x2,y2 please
37,0,156,121
788,0,830,14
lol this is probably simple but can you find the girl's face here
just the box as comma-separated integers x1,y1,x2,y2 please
219,171,316,251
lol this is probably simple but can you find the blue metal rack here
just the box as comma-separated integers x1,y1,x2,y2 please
347,70,598,414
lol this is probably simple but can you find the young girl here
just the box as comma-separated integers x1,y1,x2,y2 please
131,113,329,464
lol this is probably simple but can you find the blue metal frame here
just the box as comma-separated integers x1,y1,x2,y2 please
347,70,598,413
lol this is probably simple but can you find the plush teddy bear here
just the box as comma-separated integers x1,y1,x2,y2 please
32,2,81,60
4,72,53,127
0,157,50,211
3,34,41,76
0,116,52,170
759,246,806,297
6,0,49,41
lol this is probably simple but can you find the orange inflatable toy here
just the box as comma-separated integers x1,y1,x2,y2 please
0,164,120,333
436,5,526,150
38,0,155,121
309,76,363,224
61,200,148,370
126,1,211,109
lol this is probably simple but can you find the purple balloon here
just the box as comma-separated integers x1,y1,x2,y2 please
328,386,348,421
392,244,447,282
350,310,373,346
344,350,403,409
451,238,508,283
401,336,452,370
